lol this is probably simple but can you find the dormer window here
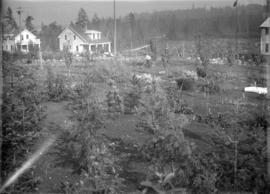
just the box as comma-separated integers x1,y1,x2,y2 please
26,34,29,39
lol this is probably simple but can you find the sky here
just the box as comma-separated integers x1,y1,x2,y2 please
2,0,264,27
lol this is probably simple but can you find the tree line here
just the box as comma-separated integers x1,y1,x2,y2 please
2,4,265,51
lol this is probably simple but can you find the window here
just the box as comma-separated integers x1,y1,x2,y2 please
74,35,76,40
65,35,67,40
11,45,13,51
266,43,269,53
93,34,95,39
21,35,23,40
26,34,29,39
266,28,269,35
22,45,27,50
76,45,79,52
6,45,8,50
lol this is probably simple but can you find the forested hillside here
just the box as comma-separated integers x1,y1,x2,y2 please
13,4,264,51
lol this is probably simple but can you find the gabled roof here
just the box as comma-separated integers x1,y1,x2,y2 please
260,17,270,28
58,25,90,43
13,29,37,39
3,28,38,40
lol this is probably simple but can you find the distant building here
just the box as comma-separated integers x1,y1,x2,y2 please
57,25,111,54
260,17,270,55
2,29,41,53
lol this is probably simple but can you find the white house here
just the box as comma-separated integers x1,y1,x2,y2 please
58,25,111,54
2,29,41,53
260,17,270,55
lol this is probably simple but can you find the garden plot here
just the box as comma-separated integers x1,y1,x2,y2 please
4,51,269,193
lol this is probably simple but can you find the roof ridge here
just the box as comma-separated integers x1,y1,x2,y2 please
260,17,270,28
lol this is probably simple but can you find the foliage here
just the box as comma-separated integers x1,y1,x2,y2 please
195,36,210,68
2,7,18,33
123,75,143,114
40,22,62,51
129,12,135,49
76,8,89,29
28,42,40,60
46,65,71,101
198,80,220,94
2,61,45,193
175,77,195,91
174,153,218,194
135,81,218,193
167,13,177,40
92,13,101,30
53,77,124,193
25,15,36,33
203,105,270,193
226,42,234,67
196,66,207,78
166,86,194,115
106,80,124,116
64,48,73,76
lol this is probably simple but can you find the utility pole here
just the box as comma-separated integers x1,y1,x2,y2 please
265,0,270,181
235,1,239,63
17,6,23,51
232,0,239,189
113,0,117,56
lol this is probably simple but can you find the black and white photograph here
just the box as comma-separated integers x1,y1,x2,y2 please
1,0,270,193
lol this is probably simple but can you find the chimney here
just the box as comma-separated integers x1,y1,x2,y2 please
265,0,270,18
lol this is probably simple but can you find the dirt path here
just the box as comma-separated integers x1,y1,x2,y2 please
41,101,71,128
33,101,79,193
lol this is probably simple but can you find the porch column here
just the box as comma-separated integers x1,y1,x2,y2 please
108,43,111,53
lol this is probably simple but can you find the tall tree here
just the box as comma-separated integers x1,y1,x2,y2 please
167,14,177,40
25,16,36,33
76,8,89,30
3,7,18,33
128,12,135,49
92,13,100,30
40,21,62,51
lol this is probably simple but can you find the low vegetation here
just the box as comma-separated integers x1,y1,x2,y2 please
2,35,270,194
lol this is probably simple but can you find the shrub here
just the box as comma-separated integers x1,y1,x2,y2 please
2,61,44,193
53,82,124,193
46,66,71,101
175,77,195,91
135,81,217,193
199,81,220,94
196,66,207,78
106,80,124,117
123,76,142,114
